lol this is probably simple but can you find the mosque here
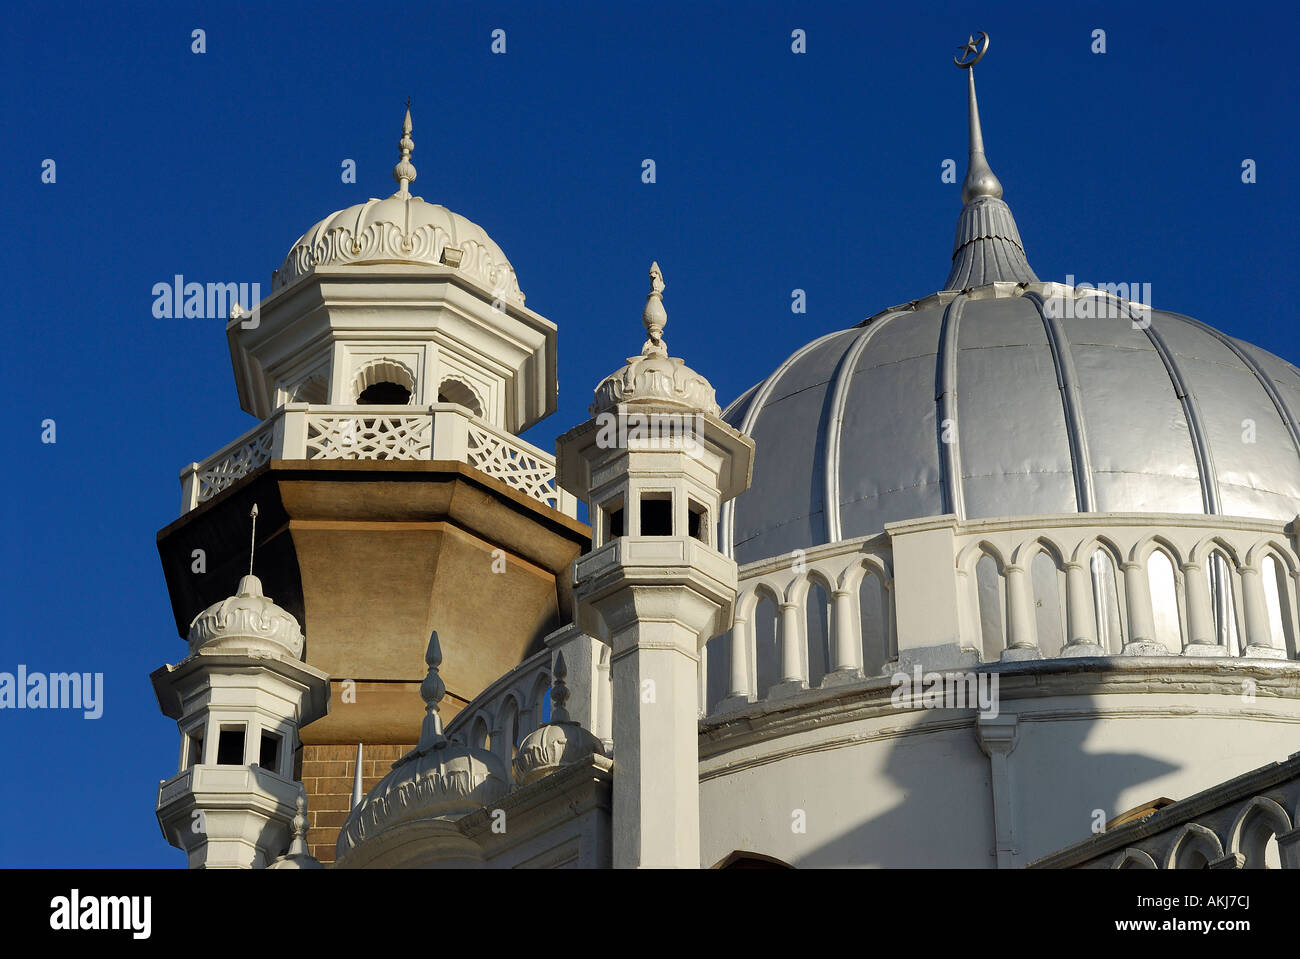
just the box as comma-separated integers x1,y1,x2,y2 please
150,34,1300,868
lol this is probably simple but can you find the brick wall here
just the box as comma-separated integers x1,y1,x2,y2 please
301,742,415,863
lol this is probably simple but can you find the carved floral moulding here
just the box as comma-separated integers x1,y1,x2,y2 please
274,217,525,306
590,345,721,417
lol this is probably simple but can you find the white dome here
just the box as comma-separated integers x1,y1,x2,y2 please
273,194,525,304
186,574,304,659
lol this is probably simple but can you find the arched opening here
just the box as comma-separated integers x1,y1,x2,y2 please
358,381,411,405
438,378,483,416
1147,549,1182,653
711,850,795,869
1031,550,1064,658
353,358,416,406
499,698,520,761
805,580,831,687
859,570,888,676
1090,548,1124,654
754,593,780,700
1233,798,1291,869
1209,550,1240,654
1168,824,1221,869
469,716,489,751
975,553,1005,661
1261,554,1294,655
528,674,551,734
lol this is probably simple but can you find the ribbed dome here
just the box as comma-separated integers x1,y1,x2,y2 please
722,285,1300,565
336,739,507,858
186,574,304,659
273,194,524,303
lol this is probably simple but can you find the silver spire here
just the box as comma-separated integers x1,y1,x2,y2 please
955,32,1003,205
944,32,1037,290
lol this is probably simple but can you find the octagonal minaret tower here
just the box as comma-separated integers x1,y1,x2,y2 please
557,264,753,867
155,108,588,860
153,515,330,868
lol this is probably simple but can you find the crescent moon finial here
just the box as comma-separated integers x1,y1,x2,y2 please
954,31,989,68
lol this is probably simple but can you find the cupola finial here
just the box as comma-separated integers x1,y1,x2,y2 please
418,629,446,747
954,32,1003,205
641,261,667,356
392,101,417,198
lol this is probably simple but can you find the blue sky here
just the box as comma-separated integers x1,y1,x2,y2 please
0,0,1294,865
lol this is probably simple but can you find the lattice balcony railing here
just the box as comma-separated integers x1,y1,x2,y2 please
303,413,433,460
180,404,576,516
193,423,276,503
466,423,567,512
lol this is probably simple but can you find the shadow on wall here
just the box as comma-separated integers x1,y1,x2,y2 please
789,673,1183,868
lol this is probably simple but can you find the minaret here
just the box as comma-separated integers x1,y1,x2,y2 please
945,32,1038,290
556,263,754,868
153,507,331,868
157,106,587,859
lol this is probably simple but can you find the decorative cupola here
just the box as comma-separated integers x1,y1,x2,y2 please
944,32,1038,290
556,263,754,868
334,631,508,868
512,651,605,785
229,106,555,433
153,508,331,868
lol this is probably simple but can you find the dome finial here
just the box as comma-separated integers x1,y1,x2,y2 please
418,629,446,747
287,792,309,856
550,651,572,723
641,261,667,356
392,100,417,198
954,32,1003,205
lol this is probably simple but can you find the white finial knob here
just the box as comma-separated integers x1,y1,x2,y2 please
393,103,417,198
642,261,667,355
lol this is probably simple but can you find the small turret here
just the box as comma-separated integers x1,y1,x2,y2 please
556,263,753,868
153,506,331,868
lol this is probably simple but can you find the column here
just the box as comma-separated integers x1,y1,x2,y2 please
1240,563,1287,658
719,617,750,707
823,589,863,685
1001,565,1040,661
609,619,702,869
1182,561,1224,656
1121,561,1164,655
771,601,806,697
1062,561,1103,656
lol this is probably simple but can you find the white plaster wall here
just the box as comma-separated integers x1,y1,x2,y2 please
699,687,1300,867
700,716,993,867
1008,693,1300,865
